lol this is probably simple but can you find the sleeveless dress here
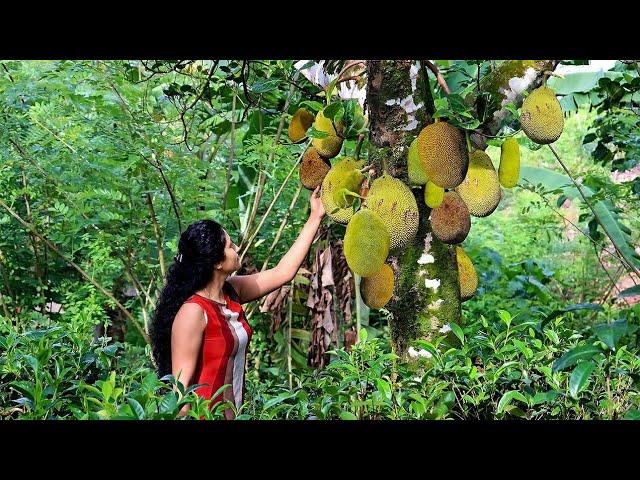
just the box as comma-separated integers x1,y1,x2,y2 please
183,283,252,419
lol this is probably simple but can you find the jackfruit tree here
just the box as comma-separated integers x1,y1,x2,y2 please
317,60,557,356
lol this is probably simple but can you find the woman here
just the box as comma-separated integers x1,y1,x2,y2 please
149,186,325,419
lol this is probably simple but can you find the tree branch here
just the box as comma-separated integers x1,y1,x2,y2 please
422,60,450,94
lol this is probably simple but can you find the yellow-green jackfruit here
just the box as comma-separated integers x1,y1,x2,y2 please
299,147,331,190
364,174,419,250
499,137,520,188
430,191,471,244
455,150,502,218
417,122,469,189
312,109,344,158
520,86,564,144
288,108,314,143
424,181,444,209
408,137,429,185
361,263,394,309
332,168,365,209
456,246,478,302
344,209,390,277
321,158,364,224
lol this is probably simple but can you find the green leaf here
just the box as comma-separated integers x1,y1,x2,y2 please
569,361,596,399
497,310,512,327
552,344,602,372
617,285,640,298
542,303,604,328
159,392,178,415
250,79,279,94
127,398,145,420
449,322,464,345
358,327,368,343
547,71,605,95
624,409,640,420
322,102,343,121
497,390,528,414
592,320,628,350
339,411,358,420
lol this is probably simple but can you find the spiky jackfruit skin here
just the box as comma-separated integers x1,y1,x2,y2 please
424,181,444,208
288,108,314,143
408,137,429,185
344,209,390,277
520,86,564,144
456,246,478,302
455,150,502,218
417,122,469,189
361,263,394,309
321,158,364,224
312,109,344,158
299,147,331,190
499,137,520,188
430,191,471,244
364,174,419,250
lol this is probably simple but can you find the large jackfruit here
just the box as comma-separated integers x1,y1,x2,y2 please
499,137,520,188
456,246,478,302
344,209,390,277
299,147,331,190
408,137,429,185
417,122,469,189
455,150,502,218
312,109,344,158
424,181,444,209
520,86,564,144
364,174,419,250
430,191,471,244
361,263,394,309
288,108,314,143
321,157,364,224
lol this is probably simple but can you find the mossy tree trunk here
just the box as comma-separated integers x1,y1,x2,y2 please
366,60,461,357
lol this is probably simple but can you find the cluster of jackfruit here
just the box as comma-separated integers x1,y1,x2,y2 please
289,106,347,192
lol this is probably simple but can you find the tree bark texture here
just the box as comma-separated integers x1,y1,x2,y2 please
366,60,461,357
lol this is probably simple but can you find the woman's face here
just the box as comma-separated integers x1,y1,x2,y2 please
217,230,240,274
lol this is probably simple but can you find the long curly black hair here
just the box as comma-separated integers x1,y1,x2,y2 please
149,220,227,377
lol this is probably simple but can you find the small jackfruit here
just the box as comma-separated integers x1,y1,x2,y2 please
344,209,390,277
455,150,502,217
288,108,314,143
430,191,471,244
361,263,394,309
312,109,344,158
499,137,520,188
408,137,429,185
321,157,364,224
456,246,478,302
364,174,419,250
417,122,469,189
299,147,331,190
424,181,444,209
520,86,564,144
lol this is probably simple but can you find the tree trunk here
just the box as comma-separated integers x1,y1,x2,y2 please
366,60,461,357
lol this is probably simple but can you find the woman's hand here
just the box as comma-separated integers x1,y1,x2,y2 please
309,185,325,221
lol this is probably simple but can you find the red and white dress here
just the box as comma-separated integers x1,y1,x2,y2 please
184,284,252,419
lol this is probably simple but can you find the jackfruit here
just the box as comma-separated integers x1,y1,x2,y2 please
417,122,469,189
361,263,394,309
321,157,364,224
520,86,564,144
499,137,520,188
344,209,390,277
332,168,365,209
288,108,314,143
312,109,344,158
408,137,429,185
455,150,502,218
424,181,444,209
430,191,471,244
364,174,419,250
456,246,478,302
299,147,331,190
